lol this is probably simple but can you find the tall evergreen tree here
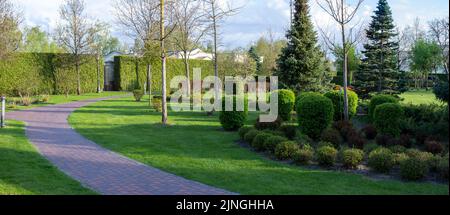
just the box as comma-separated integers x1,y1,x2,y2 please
355,0,399,97
275,0,330,93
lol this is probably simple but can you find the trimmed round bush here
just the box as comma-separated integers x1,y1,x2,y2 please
293,148,314,165
252,133,273,151
238,127,253,140
368,148,394,173
373,103,404,137
324,90,359,121
369,94,398,120
316,146,338,167
278,125,297,140
275,141,300,160
244,130,261,144
264,135,289,153
347,130,367,149
219,96,248,131
297,93,334,139
342,149,364,169
273,89,296,121
133,90,144,102
400,157,429,181
320,128,343,149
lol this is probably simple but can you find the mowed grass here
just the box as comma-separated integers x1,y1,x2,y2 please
400,90,443,105
0,121,95,195
69,97,448,195
5,91,128,112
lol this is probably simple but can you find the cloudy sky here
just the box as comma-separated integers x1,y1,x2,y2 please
13,0,450,50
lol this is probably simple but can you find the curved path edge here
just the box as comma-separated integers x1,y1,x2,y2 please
7,96,236,195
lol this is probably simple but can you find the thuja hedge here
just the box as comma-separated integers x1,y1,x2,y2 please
0,53,103,96
114,56,215,92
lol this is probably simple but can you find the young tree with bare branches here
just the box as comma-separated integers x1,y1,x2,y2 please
173,0,208,97
428,17,449,77
0,0,21,61
203,0,240,102
317,0,364,120
55,0,99,95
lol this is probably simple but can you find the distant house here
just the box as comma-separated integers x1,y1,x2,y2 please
168,48,213,61
104,51,123,91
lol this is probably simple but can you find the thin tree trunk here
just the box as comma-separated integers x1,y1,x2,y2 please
184,51,191,97
161,0,168,125
76,56,81,95
96,55,101,93
147,64,152,105
212,3,219,107
340,6,349,121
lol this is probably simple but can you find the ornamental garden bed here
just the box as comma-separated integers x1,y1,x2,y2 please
220,89,449,184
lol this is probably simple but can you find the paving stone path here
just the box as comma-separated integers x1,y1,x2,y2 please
7,97,235,195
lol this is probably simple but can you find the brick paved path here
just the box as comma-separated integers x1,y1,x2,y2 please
7,97,235,195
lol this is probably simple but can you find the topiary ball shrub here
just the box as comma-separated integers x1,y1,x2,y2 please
219,96,248,131
254,116,283,131
293,148,314,165
133,90,144,102
238,127,253,140
273,89,296,121
297,93,334,139
373,103,404,137
264,135,289,153
425,140,444,155
368,148,394,173
324,90,359,121
362,125,378,140
342,149,364,169
275,141,300,160
400,157,429,181
369,94,398,120
278,125,297,140
252,133,273,151
244,130,261,144
320,128,343,149
316,146,338,167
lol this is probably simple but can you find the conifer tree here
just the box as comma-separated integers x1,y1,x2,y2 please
355,0,399,97
275,0,330,93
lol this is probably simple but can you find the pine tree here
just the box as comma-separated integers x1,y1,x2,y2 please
275,0,330,93
248,46,261,75
355,0,399,97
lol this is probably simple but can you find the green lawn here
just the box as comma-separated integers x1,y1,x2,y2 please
5,91,128,112
69,97,449,195
0,121,95,195
400,90,443,105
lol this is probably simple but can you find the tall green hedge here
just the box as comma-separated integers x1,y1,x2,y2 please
114,56,215,93
0,53,103,96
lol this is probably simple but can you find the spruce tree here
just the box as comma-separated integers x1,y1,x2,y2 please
275,0,330,93
355,0,399,97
